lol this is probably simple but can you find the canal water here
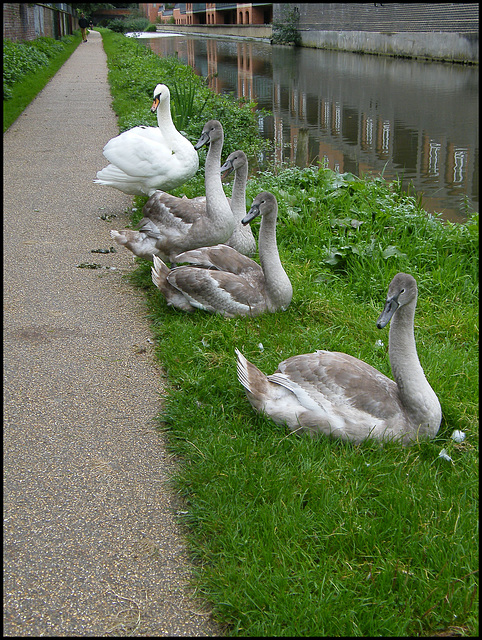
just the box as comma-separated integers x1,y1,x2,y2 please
136,33,478,223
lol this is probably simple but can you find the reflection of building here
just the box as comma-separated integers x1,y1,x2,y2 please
446,143,470,192
135,27,477,220
206,39,220,92
156,3,273,25
237,42,254,100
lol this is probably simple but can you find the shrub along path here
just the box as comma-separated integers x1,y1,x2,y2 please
3,30,220,637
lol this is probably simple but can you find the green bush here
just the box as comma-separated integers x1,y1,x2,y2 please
3,36,77,99
105,17,150,33
25,36,64,58
3,33,80,129
60,34,76,45
104,18,127,33
3,39,49,99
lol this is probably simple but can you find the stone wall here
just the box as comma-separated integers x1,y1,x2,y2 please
276,3,479,34
299,29,478,63
274,3,479,63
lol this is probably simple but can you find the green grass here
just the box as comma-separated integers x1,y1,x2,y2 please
74,29,482,635
127,172,478,636
3,33,81,132
96,29,478,636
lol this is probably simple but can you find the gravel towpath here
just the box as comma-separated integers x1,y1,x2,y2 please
3,30,220,637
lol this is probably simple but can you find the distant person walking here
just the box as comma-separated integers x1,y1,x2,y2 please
79,13,89,43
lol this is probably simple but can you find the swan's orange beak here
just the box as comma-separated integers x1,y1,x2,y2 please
151,97,160,113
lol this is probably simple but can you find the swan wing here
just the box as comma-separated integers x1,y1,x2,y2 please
137,218,162,239
102,133,182,179
110,125,166,144
167,268,267,317
175,244,262,276
277,351,403,421
143,192,206,226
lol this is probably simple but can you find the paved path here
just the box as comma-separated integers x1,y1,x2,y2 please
3,31,220,637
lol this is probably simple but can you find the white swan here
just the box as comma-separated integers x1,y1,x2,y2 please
94,83,199,196
110,120,235,262
151,191,292,317
236,273,442,445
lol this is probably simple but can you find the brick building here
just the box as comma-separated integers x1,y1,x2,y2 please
3,3,77,42
138,3,163,23
154,3,272,26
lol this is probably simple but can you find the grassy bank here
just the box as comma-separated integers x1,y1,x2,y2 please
3,33,81,132
98,27,267,165
100,30,479,636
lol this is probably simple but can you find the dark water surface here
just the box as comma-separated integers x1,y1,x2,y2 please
141,33,478,223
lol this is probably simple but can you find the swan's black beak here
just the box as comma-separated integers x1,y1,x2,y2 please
151,96,160,113
376,295,400,329
241,202,261,226
194,131,210,150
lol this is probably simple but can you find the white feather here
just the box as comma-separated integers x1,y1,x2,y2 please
94,84,198,196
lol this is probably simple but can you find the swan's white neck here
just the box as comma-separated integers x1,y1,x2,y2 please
389,300,441,436
156,98,177,140
258,210,292,311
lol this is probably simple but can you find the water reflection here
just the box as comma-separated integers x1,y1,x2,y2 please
145,35,478,222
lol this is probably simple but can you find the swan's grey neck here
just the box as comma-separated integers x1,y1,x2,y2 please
231,162,247,222
204,137,233,231
258,209,292,311
389,300,441,435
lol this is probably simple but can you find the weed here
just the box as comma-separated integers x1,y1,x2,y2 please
271,5,302,46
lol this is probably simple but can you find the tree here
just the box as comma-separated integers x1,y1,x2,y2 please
271,5,301,46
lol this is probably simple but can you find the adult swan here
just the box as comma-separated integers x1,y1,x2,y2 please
94,84,199,196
